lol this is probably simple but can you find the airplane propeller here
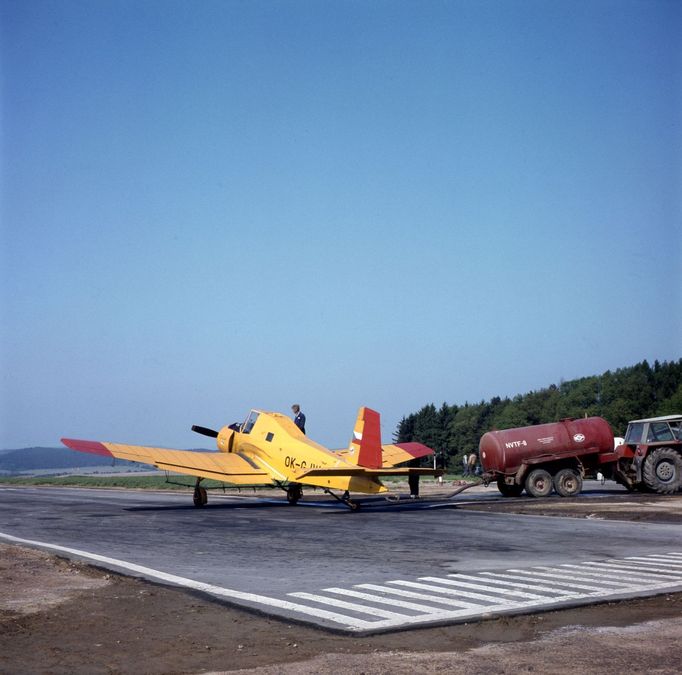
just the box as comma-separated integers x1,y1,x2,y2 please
191,425,219,438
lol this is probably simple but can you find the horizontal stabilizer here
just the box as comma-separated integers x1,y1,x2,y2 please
336,441,435,468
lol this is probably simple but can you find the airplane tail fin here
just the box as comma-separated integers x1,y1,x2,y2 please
347,407,383,469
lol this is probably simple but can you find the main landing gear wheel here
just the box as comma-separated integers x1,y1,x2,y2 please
525,469,553,498
497,477,524,497
193,486,208,507
553,468,583,497
287,484,303,505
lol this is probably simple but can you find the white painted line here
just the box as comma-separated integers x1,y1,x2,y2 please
356,583,483,609
0,532,373,630
622,558,682,569
323,588,443,614
531,567,633,587
386,579,515,605
641,554,682,562
478,571,600,594
418,576,549,601
578,562,682,579
557,563,679,584
288,592,410,620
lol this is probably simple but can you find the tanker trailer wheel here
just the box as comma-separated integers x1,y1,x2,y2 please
496,477,524,497
525,469,553,498
642,448,682,494
553,468,583,497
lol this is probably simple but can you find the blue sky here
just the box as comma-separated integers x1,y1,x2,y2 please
1,0,680,450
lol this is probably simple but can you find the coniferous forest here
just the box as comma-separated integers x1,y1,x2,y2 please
394,359,682,471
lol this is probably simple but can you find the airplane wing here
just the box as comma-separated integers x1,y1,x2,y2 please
335,441,434,468
61,438,271,485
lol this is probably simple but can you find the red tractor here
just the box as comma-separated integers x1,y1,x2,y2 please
613,415,682,494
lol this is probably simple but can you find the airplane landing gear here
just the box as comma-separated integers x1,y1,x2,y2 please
286,483,302,505
193,478,208,507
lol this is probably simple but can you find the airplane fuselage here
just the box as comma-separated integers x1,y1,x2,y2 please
219,410,387,493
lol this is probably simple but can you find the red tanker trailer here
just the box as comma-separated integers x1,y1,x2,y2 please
479,417,620,497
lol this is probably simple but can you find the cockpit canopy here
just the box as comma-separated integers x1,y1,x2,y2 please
242,410,260,434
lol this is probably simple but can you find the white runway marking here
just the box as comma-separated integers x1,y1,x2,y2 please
280,551,682,632
0,532,374,630
2,529,682,634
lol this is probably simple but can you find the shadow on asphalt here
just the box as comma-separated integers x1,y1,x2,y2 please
125,495,465,514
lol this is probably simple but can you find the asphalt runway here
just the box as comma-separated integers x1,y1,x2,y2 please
1,484,681,634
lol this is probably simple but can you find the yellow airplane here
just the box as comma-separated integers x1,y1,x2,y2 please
62,406,441,510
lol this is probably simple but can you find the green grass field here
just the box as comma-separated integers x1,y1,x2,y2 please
0,475,237,490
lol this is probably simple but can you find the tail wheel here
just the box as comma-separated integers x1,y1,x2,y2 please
642,448,682,494
525,469,553,498
553,468,583,497
193,486,208,507
287,484,302,505
497,477,524,497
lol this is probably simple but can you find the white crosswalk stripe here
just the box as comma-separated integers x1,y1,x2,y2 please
417,576,550,601
626,556,682,568
530,567,634,586
355,583,483,609
277,551,682,632
478,571,602,593
570,562,682,579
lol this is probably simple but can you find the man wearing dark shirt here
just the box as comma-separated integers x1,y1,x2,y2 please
291,404,306,434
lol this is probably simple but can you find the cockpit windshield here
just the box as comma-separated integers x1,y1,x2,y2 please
242,411,260,434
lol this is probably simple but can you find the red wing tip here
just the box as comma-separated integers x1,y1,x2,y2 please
61,438,113,457
395,442,434,458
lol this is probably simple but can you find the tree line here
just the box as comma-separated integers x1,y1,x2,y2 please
394,359,682,471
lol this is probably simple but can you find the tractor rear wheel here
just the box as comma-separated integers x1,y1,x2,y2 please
553,468,583,497
525,469,553,498
642,448,682,494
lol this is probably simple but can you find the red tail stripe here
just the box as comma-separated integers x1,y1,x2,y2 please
357,408,382,469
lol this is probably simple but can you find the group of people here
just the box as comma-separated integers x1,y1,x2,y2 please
462,452,479,476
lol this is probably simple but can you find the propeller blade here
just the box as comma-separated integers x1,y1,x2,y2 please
191,425,219,438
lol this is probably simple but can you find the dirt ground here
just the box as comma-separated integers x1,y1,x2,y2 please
2,491,682,675
2,544,681,675
459,490,682,523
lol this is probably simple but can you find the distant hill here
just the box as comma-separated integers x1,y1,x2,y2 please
0,446,214,474
0,447,142,473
